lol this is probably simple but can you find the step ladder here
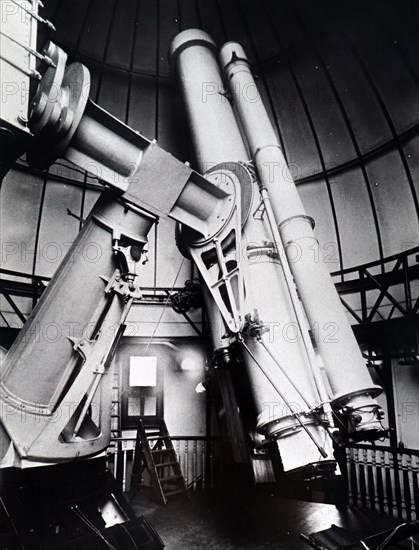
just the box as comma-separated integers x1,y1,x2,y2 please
111,380,121,439
109,324,124,440
108,327,123,476
130,419,188,505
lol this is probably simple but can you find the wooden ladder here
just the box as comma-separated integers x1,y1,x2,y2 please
130,419,188,505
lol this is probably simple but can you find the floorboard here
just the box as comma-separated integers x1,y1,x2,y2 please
131,490,409,549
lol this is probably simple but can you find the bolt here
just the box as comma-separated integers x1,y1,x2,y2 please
17,114,28,126
30,70,42,81
351,413,362,424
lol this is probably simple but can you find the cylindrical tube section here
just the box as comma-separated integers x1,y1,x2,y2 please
219,42,383,436
241,206,335,473
171,30,336,474
0,192,156,410
170,29,248,172
68,113,142,180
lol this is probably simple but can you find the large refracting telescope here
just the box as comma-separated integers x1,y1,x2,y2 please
0,5,385,481
170,30,386,477
0,5,390,547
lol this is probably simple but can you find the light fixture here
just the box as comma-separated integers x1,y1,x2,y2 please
180,357,199,371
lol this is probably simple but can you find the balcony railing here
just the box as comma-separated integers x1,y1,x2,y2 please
1,247,418,329
346,445,419,521
332,246,419,325
106,436,217,494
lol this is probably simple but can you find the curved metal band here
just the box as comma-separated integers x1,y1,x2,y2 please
278,214,316,230
170,38,218,69
254,143,283,157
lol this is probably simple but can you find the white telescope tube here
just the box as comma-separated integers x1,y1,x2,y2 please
170,30,248,172
170,29,248,352
171,30,336,474
219,42,383,436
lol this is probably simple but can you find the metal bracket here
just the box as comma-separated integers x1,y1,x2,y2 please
179,165,245,333
218,89,233,105
177,162,254,334
242,309,270,339
0,268,138,462
100,269,142,300
68,336,97,363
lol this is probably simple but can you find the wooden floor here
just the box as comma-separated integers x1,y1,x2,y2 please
131,490,409,549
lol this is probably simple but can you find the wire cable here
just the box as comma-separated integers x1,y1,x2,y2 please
145,258,185,352
239,338,328,458
72,506,118,550
258,337,313,409
374,522,408,550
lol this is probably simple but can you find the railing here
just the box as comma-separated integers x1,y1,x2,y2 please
346,445,419,521
2,247,417,329
0,266,203,332
106,436,216,493
331,246,419,325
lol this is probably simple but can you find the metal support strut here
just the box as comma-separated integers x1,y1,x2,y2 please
239,336,328,459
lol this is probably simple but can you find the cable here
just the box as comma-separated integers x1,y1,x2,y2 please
74,507,118,550
374,522,407,550
72,506,118,550
240,160,332,414
9,0,56,30
261,336,341,444
239,337,328,458
145,258,185,352
258,337,313,409
116,258,186,405
0,30,55,66
0,497,21,545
